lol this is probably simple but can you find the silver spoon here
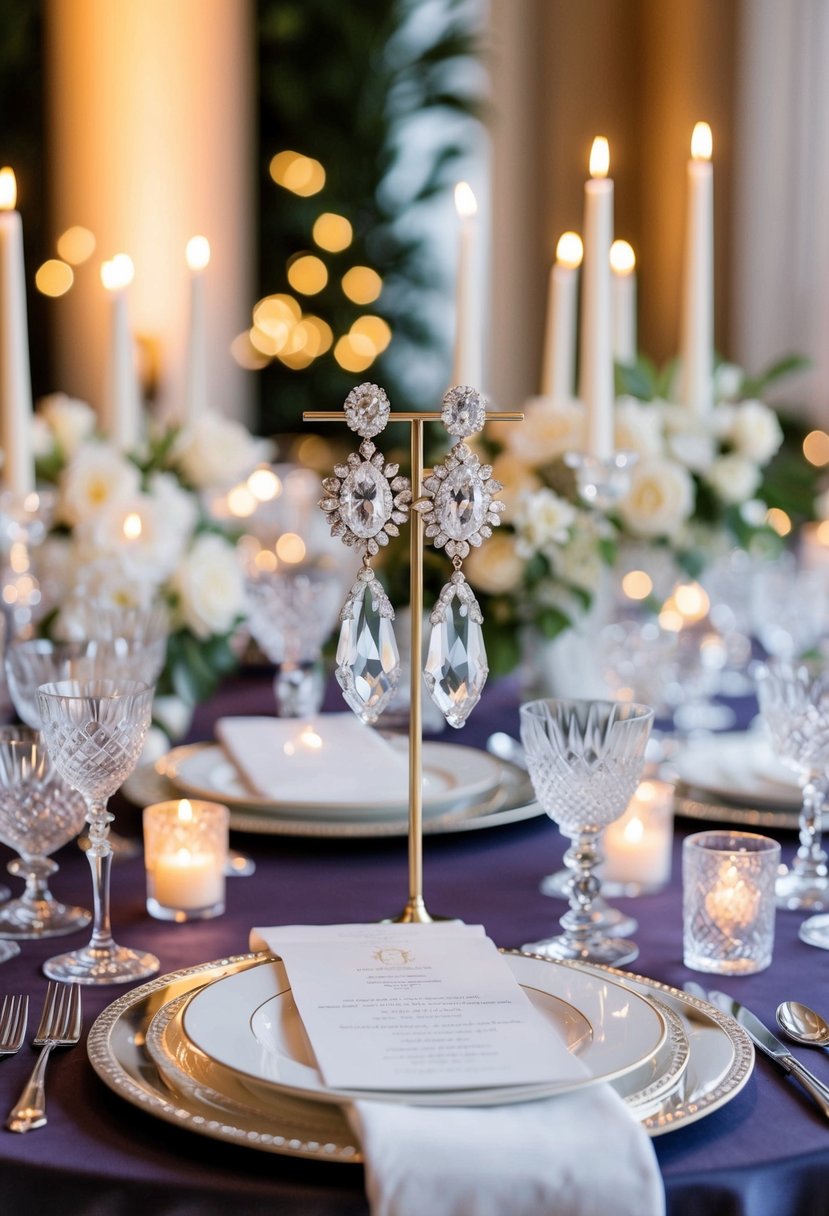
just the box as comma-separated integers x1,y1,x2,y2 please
776,1000,829,1048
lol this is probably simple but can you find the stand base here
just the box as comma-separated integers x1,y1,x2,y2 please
799,913,829,950
775,867,829,911
521,933,639,967
0,898,91,939
385,897,459,925
43,941,159,986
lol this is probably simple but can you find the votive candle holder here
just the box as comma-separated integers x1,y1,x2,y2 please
143,798,229,922
602,779,674,895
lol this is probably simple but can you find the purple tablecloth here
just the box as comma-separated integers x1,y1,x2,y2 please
0,672,827,1215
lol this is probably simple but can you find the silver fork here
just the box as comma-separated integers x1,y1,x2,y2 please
0,995,28,1056
6,982,82,1133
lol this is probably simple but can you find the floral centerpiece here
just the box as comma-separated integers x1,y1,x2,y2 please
30,394,268,732
464,357,817,675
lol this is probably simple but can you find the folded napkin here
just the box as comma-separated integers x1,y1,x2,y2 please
217,714,409,804
349,1087,664,1216
250,925,664,1216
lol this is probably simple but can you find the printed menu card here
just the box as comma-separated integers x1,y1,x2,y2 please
268,924,584,1092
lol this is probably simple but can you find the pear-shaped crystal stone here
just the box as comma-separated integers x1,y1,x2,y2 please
425,592,488,729
336,580,400,724
437,466,485,540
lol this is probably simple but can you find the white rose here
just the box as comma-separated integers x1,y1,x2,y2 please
714,362,744,402
173,533,245,638
515,488,576,558
76,492,186,584
706,454,761,505
556,527,604,593
58,443,140,526
728,400,783,464
614,398,664,457
496,396,586,466
618,457,695,540
53,560,150,640
32,415,54,460
39,393,97,457
464,532,523,596
147,471,198,543
174,412,266,490
661,406,716,472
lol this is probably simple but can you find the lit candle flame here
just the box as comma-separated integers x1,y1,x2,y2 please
589,136,610,179
691,121,713,162
122,511,142,540
555,231,583,269
610,239,636,275
623,815,645,844
454,181,477,218
0,167,17,210
100,253,135,291
177,799,194,823
186,235,211,272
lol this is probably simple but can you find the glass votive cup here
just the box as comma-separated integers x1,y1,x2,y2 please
683,830,780,974
601,779,674,896
143,799,229,922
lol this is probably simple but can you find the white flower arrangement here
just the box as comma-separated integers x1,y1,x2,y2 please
33,395,268,717
466,359,811,674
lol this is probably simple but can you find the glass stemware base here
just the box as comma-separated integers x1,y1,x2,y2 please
0,940,20,963
0,857,90,938
776,863,829,911
799,913,829,950
43,940,159,985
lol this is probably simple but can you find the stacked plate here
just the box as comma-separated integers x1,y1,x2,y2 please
671,731,822,829
87,951,754,1160
148,723,542,839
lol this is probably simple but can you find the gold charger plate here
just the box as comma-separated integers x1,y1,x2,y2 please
87,952,754,1161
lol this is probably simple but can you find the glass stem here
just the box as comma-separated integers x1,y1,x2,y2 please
7,855,56,907
559,828,603,947
84,797,115,952
795,776,829,877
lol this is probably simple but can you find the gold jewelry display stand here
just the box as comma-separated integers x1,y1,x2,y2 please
305,407,522,922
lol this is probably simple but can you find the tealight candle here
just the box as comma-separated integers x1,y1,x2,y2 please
602,779,673,894
683,830,779,974
143,798,229,922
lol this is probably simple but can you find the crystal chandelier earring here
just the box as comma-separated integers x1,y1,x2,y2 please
415,386,505,728
319,383,411,724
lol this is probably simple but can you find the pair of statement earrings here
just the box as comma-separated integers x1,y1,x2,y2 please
319,382,505,729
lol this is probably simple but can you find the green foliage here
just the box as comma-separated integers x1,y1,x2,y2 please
256,0,482,432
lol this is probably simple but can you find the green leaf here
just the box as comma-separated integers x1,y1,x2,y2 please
742,353,810,399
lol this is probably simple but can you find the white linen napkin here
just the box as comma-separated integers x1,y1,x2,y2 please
250,925,665,1216
217,714,409,804
348,1087,664,1216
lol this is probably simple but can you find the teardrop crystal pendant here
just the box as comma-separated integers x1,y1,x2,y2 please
424,571,489,729
335,569,401,724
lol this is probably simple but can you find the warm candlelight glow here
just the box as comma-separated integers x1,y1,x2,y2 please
226,483,258,517
275,532,306,563
100,253,135,292
287,254,328,295
621,570,653,600
454,181,478,218
691,122,713,162
766,507,792,537
270,150,326,197
610,239,636,275
298,725,323,750
57,225,96,265
186,235,211,272
555,231,583,269
122,511,143,540
589,137,610,179
341,266,382,305
351,314,392,354
0,168,17,210
704,860,760,932
674,581,709,621
313,212,353,252
247,467,281,502
35,259,74,297
803,430,829,466
623,815,645,844
178,799,194,823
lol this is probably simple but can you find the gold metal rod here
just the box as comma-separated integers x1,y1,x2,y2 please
303,411,523,423
393,415,431,924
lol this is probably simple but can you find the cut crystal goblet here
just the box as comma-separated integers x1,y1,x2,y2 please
0,726,90,937
36,679,158,985
755,659,829,911
519,698,653,966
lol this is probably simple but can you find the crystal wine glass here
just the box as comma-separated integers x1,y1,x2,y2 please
755,659,829,911
36,679,158,985
0,726,89,937
519,698,653,965
245,561,341,716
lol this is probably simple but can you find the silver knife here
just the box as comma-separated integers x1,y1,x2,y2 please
709,989,829,1118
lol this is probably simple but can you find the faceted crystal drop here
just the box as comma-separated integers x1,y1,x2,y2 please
424,597,489,729
335,583,400,723
436,466,485,541
339,462,392,539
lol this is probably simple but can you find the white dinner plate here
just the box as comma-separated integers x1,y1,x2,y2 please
156,738,502,821
156,954,666,1107
87,952,754,1161
671,731,800,811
